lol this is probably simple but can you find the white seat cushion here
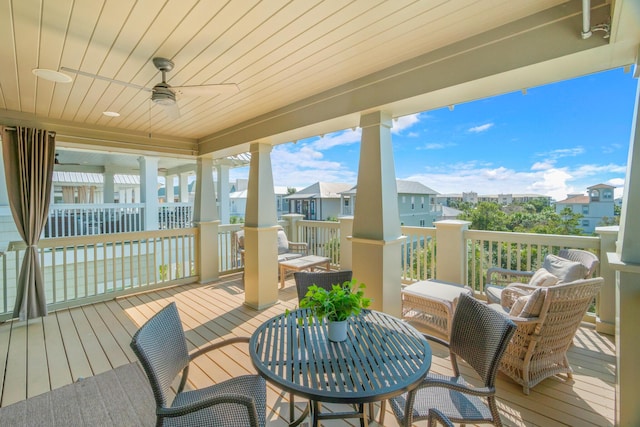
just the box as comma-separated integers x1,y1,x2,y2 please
403,280,471,303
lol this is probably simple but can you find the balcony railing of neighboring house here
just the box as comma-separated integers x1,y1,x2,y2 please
44,203,145,238
44,203,194,238
464,229,601,293
0,228,197,321
158,203,193,229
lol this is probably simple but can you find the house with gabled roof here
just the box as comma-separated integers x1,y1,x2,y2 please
284,182,353,220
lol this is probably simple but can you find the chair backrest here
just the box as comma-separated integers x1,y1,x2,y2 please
130,302,190,408
294,270,353,301
558,248,599,278
235,227,291,254
535,277,603,350
449,294,516,388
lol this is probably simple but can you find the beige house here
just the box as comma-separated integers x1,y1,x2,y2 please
0,1,639,424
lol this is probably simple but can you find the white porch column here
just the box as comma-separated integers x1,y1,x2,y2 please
217,164,230,224
351,111,404,317
434,220,471,284
179,172,190,203
608,79,640,426
244,143,278,310
339,216,354,270
138,156,159,231
595,226,618,336
166,174,175,203
103,169,115,203
193,157,219,283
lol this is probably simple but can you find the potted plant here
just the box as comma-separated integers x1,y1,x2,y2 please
298,279,371,342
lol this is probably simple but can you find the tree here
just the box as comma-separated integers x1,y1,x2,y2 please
287,187,297,195
459,202,508,231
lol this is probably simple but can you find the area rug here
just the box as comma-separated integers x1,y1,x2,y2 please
0,362,155,426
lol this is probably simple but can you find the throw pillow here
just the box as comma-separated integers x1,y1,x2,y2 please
517,287,546,318
543,254,588,283
276,230,290,254
509,294,528,316
529,268,559,287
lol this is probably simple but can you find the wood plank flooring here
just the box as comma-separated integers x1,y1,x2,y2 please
0,274,616,426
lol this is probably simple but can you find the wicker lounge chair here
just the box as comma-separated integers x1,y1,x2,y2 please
381,294,516,427
485,248,599,305
130,302,266,427
491,277,604,394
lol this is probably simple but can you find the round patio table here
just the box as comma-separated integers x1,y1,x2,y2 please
249,309,431,427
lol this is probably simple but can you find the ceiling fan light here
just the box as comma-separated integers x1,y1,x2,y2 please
152,83,176,105
32,68,73,83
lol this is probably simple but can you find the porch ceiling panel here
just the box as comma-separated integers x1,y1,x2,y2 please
0,0,637,158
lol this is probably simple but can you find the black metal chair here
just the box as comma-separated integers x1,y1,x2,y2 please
381,293,516,427
130,302,266,427
293,270,353,301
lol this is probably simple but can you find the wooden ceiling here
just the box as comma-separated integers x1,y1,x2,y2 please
0,0,638,159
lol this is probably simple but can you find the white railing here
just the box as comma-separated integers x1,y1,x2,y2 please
400,226,437,282
296,220,341,266
0,228,197,321
219,223,244,273
464,229,601,292
44,203,144,237
158,203,193,229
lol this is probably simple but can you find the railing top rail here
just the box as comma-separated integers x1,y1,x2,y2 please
18,227,198,249
464,229,600,249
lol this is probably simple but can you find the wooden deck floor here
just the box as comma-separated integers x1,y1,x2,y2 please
0,274,616,426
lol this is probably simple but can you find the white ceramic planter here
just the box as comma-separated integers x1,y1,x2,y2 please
328,320,348,342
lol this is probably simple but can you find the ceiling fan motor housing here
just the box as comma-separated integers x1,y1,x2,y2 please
152,82,176,105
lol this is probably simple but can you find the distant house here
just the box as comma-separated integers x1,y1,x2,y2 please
285,182,353,220
555,183,615,234
340,180,441,227
230,186,292,221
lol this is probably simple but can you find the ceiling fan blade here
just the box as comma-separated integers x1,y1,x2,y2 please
60,67,151,92
173,83,239,97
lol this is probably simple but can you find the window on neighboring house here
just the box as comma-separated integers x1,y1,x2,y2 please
402,196,406,204
421,197,425,209
344,198,350,207
411,196,415,210
419,219,425,227
582,219,590,227
582,205,589,215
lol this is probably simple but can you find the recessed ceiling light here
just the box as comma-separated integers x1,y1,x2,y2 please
103,111,120,117
32,68,73,83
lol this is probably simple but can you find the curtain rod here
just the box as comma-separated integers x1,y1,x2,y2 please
3,127,56,136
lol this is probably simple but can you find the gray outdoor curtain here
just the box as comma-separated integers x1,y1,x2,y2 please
1,126,55,320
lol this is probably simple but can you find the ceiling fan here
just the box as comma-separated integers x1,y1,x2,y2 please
61,57,239,117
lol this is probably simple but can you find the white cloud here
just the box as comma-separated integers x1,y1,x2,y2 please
311,129,361,150
531,160,555,171
404,161,626,201
539,147,585,160
419,142,456,150
468,123,494,133
392,114,421,134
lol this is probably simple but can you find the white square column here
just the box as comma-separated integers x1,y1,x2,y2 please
193,157,219,284
217,164,230,224
608,78,640,426
351,111,404,317
138,156,158,230
244,143,278,310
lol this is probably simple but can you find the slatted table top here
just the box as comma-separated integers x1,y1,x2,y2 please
249,309,431,405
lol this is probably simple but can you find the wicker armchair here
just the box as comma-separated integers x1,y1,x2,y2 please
293,270,353,301
495,277,603,394
485,249,599,304
130,302,266,427
381,294,516,427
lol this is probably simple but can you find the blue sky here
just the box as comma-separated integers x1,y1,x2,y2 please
230,68,637,201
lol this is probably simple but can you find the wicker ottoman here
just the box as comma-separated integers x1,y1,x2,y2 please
401,280,473,338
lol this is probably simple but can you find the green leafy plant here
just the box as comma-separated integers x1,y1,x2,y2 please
299,279,371,322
